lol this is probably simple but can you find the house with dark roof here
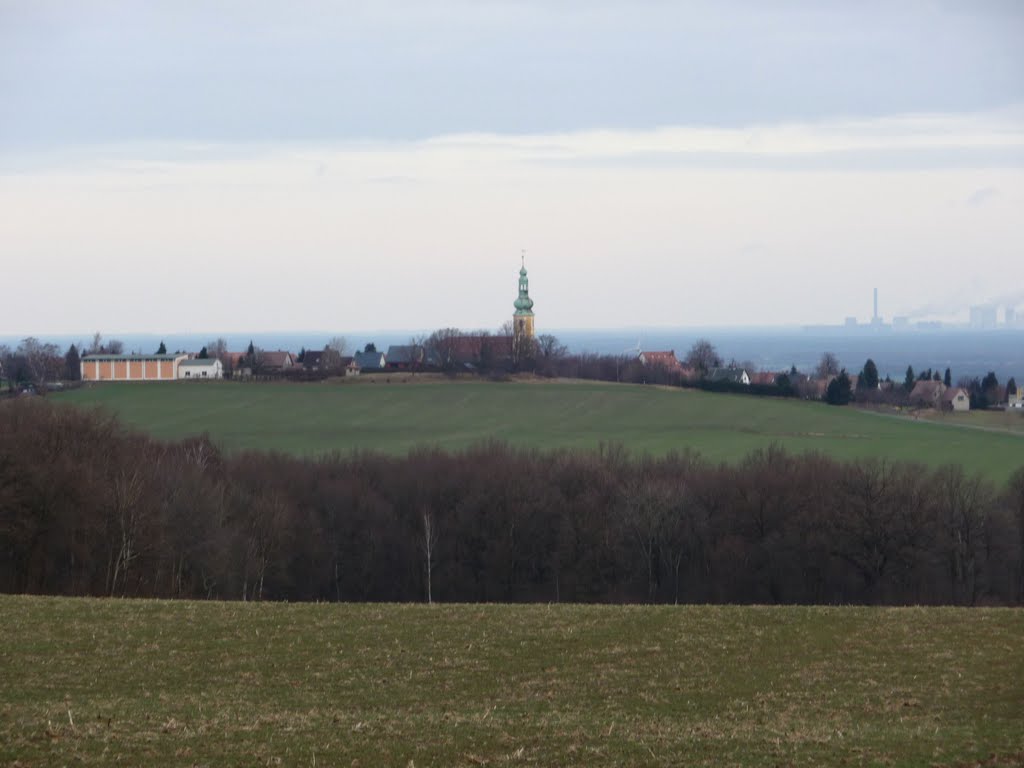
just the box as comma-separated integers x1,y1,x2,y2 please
354,350,386,370
708,367,750,385
303,350,323,369
386,345,425,370
262,351,295,371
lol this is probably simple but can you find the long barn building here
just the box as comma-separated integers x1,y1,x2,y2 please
81,353,188,382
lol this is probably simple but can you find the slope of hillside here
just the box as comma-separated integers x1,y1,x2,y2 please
55,379,1023,482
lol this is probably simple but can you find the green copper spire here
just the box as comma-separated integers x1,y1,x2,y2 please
513,253,534,315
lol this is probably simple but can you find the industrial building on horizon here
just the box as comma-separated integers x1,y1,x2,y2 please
806,289,1023,333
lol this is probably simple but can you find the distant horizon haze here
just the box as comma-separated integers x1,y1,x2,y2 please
4,327,1023,381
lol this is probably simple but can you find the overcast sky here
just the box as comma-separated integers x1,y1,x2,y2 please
1,1,1022,334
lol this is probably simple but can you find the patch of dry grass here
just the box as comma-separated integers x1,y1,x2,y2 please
1,598,1022,767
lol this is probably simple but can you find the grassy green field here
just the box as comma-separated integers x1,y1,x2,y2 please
54,378,1024,483
1,597,1021,767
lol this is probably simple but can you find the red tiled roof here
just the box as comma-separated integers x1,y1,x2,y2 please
447,335,512,363
641,351,682,371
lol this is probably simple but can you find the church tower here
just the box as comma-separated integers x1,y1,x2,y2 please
513,255,535,339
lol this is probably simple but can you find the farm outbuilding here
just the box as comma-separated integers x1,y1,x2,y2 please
81,353,188,382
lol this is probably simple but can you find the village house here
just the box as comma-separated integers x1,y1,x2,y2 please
177,358,223,379
1007,381,1023,409
218,352,248,377
354,350,386,370
941,387,970,412
708,367,751,385
749,371,777,386
429,335,513,370
302,350,323,369
261,351,295,372
909,380,946,408
638,350,683,372
386,345,425,370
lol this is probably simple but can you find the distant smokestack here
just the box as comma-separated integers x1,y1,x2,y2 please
873,288,878,321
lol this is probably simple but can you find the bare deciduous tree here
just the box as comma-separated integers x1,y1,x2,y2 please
109,468,145,596
320,345,343,372
499,320,536,370
426,328,462,371
15,337,62,385
206,337,231,375
327,336,348,357
935,465,992,605
685,339,722,376
422,508,438,604
816,352,840,380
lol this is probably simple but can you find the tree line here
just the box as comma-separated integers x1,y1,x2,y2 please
5,333,1016,411
2,398,1022,606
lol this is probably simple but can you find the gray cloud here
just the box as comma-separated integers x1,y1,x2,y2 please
1,1,1022,147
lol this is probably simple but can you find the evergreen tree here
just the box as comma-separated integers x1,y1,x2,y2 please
247,340,255,356
981,371,999,397
825,369,852,405
364,342,377,354
858,359,879,390
944,368,952,387
297,347,306,363
64,344,81,381
904,365,915,391
198,346,208,359
933,370,941,382
1008,377,1018,398
156,341,167,354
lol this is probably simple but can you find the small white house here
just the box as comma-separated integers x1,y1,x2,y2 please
1009,386,1024,409
941,387,970,412
708,367,751,386
177,358,224,380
